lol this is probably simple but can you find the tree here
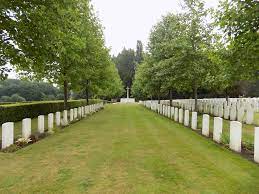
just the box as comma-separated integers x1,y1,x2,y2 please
114,48,136,89
145,0,217,110
132,55,165,101
216,0,259,80
132,0,222,108
1,0,111,108
135,40,144,65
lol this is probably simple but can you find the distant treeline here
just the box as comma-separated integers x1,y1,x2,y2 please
0,79,63,102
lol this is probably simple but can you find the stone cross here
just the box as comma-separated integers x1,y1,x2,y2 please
126,87,130,99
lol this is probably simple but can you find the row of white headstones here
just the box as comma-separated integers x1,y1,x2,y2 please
1,102,104,149
141,101,259,164
160,98,259,125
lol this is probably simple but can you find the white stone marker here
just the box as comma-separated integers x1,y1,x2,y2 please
237,107,244,122
48,113,54,131
213,117,223,143
22,118,31,139
170,107,174,119
202,114,210,137
56,112,61,127
224,106,230,120
78,107,81,119
2,122,14,149
254,127,259,163
63,110,68,126
38,115,44,133
229,121,242,152
184,110,189,127
74,108,78,119
230,106,237,121
218,105,224,118
191,112,197,130
179,109,183,124
82,107,85,117
246,108,254,125
214,105,219,117
174,108,178,122
70,109,74,122
167,106,171,118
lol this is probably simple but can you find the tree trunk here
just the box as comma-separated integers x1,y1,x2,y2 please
85,87,89,105
85,80,89,105
63,80,68,109
169,89,173,106
225,89,229,105
194,82,198,111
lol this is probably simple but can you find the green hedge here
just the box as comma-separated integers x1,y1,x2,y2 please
0,99,101,125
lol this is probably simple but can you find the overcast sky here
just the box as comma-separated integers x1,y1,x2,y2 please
91,0,219,56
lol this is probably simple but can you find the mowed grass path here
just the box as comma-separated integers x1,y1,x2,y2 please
0,104,259,193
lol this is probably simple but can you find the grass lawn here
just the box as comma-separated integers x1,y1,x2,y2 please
0,104,259,193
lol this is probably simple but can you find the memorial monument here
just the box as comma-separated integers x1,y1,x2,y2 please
120,86,135,103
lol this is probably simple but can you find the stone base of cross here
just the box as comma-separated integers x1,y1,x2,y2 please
120,86,135,103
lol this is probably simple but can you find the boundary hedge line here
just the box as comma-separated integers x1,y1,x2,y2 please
0,99,100,124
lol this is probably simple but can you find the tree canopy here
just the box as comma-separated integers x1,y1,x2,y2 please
1,0,123,106
132,0,258,105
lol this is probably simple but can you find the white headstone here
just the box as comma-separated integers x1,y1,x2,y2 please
214,105,219,116
163,105,166,116
237,106,244,122
191,112,197,130
56,112,61,127
38,115,44,133
78,107,81,119
48,113,54,131
170,107,174,119
2,122,14,149
167,106,171,118
224,106,230,120
74,108,78,119
84,106,88,115
218,104,224,118
179,109,183,124
230,105,237,121
254,127,259,163
174,107,179,122
70,109,74,122
246,108,254,125
229,121,242,152
184,110,189,127
82,107,85,117
22,118,31,139
213,117,223,143
63,110,68,126
202,114,210,137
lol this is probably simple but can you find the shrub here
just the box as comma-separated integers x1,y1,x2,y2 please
10,94,26,102
0,96,11,102
0,99,101,124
